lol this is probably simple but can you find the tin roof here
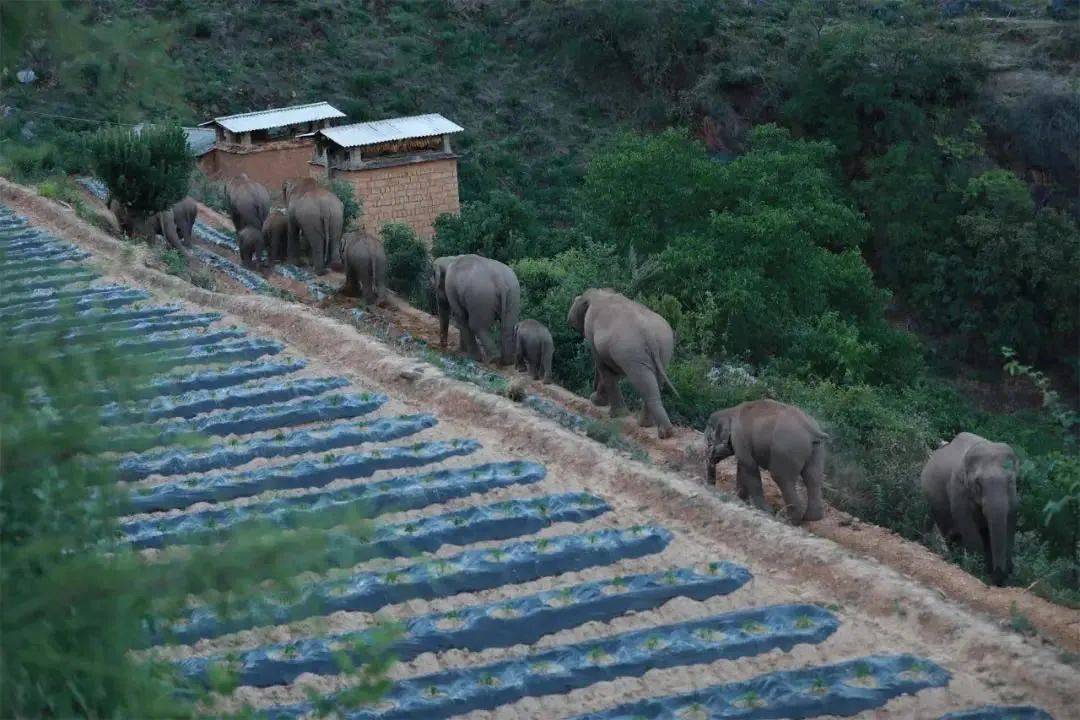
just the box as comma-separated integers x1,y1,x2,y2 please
132,123,218,157
317,113,463,149
199,102,345,134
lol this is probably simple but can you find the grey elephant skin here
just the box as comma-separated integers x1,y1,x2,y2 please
705,399,827,523
431,254,521,365
283,178,344,276
340,231,387,305
568,288,678,438
921,432,1018,586
262,209,288,265
112,196,196,253
226,174,271,233
514,319,554,382
238,227,266,270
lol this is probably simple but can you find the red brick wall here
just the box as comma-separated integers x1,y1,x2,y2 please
200,141,317,201
327,157,460,243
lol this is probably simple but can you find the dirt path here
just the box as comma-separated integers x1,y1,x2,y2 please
8,178,1078,718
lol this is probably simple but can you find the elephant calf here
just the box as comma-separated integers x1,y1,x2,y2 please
921,432,1018,586
705,400,827,523
263,209,288,265
514,319,554,383
568,288,678,438
238,227,266,270
340,231,386,306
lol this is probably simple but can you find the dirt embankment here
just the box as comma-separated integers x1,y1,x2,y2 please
18,178,1080,659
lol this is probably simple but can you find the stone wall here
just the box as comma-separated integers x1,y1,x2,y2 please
200,140,316,200
326,156,460,242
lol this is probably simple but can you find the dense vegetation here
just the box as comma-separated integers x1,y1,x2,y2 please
2,0,1076,604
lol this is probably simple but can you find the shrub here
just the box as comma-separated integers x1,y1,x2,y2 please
432,190,547,263
0,312,395,716
381,222,429,305
329,179,363,231
89,125,193,224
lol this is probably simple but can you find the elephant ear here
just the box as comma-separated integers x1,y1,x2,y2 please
567,295,589,334
957,446,983,501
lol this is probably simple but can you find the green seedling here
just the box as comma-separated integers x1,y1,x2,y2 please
740,620,766,634
794,615,814,629
643,635,665,650
383,571,401,585
478,673,499,686
810,677,828,695
587,647,611,664
737,691,765,709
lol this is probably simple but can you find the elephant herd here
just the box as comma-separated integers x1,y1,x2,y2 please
126,175,1022,587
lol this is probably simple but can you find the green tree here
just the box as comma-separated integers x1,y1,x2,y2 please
381,222,430,305
89,125,193,233
330,180,364,231
432,190,548,263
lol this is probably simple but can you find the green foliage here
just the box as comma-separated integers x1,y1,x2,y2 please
330,180,363,231
381,222,430,305
432,190,550,263
89,125,193,219
0,308,395,715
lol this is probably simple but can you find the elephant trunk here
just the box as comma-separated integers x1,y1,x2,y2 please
985,492,1013,586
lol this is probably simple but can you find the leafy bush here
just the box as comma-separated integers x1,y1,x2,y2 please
0,311,395,716
330,179,363,231
89,125,193,222
381,222,429,305
432,190,549,263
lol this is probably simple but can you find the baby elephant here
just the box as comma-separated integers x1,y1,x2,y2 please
340,231,386,306
262,209,288,265
514,319,554,383
921,432,1018,586
237,227,266,270
705,399,827,523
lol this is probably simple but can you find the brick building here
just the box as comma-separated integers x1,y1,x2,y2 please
308,113,463,242
198,102,346,195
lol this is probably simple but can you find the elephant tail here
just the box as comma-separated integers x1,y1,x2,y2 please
648,345,681,398
322,213,332,267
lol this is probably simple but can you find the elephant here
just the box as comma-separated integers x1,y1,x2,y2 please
226,174,271,233
237,227,266,270
704,399,828,523
262,209,288,265
340,231,386,305
111,196,196,253
567,288,678,438
920,432,1019,586
283,178,344,275
430,254,520,364
514,319,554,383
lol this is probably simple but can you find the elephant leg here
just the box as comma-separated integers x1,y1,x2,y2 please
589,350,609,406
601,366,627,418
801,447,826,522
737,461,767,512
626,366,673,439
772,470,806,524
470,322,499,364
541,342,553,384
287,217,301,265
311,235,327,275
498,320,515,366
342,263,357,297
514,336,528,373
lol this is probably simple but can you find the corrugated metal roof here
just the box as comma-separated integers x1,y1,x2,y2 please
200,102,345,134
183,127,216,156
318,113,463,149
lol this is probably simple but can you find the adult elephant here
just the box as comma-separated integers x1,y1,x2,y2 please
111,196,196,253
226,174,270,233
921,432,1019,586
283,178,343,275
568,288,678,438
431,254,520,364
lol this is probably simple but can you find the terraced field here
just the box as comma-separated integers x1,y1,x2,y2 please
1,193,1073,719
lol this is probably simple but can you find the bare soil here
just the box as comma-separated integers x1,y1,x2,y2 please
7,178,1079,718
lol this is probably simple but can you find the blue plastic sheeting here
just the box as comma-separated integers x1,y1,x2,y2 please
145,526,672,646
0,249,92,273
193,220,238,251
0,259,92,283
190,246,274,293
10,304,184,334
128,489,605,555
263,604,839,720
123,460,542,537
939,707,1054,720
128,359,307,401
76,175,109,200
110,391,385,455
1,283,145,311
180,564,751,689
573,654,950,720
139,338,284,373
123,436,477,514
64,327,248,357
17,313,222,345
103,377,349,424
4,288,149,321
3,269,97,292
1,242,83,262
118,412,430,480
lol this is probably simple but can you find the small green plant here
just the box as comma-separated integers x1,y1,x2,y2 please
587,647,610,664
737,691,764,709
740,620,766,634
853,662,873,679
158,248,188,277
537,538,550,551
643,635,664,650
478,673,498,686
1009,602,1036,636
488,548,505,562
810,677,828,695
794,615,814,629
383,571,401,585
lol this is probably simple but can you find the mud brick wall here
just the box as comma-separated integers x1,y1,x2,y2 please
200,141,315,200
329,157,460,243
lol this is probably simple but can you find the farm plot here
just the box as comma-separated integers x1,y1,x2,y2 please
0,201,1063,720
